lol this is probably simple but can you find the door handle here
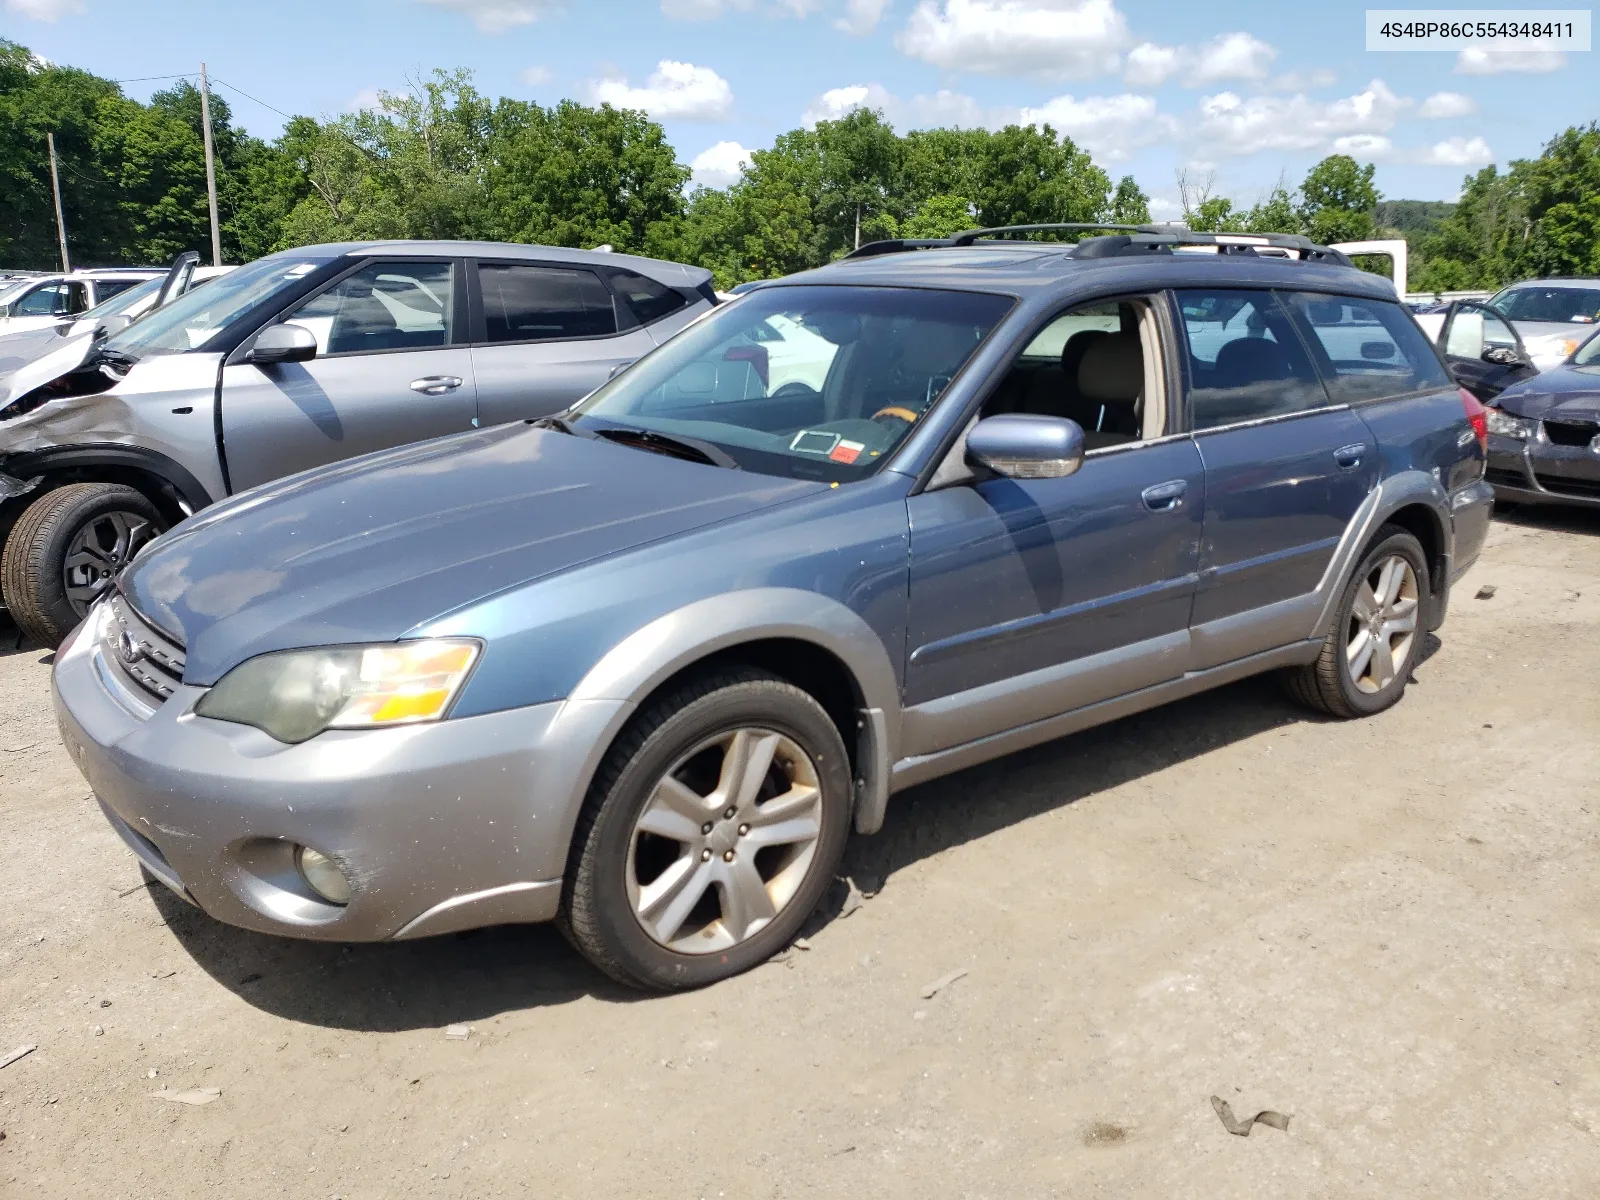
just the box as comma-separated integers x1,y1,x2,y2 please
1141,479,1188,512
411,375,463,396
1333,443,1366,469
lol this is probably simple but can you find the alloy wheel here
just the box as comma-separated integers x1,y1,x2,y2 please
62,509,156,615
1345,553,1419,694
626,727,823,954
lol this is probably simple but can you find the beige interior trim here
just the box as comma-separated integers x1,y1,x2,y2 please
1135,301,1166,440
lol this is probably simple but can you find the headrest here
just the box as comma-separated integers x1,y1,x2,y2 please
1060,328,1107,375
1077,332,1143,403
1214,337,1291,386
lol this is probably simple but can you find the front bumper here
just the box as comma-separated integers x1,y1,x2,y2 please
1486,433,1600,508
52,608,630,941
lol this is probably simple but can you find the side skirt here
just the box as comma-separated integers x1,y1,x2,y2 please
887,639,1322,793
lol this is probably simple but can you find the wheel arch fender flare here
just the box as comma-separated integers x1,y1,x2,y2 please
0,444,216,515
566,587,902,836
1312,470,1452,639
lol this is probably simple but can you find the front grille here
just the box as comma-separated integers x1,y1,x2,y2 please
102,593,186,703
1533,472,1600,500
1542,418,1600,447
1485,467,1530,489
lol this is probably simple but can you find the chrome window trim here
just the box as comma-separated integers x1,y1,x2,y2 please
1190,402,1352,437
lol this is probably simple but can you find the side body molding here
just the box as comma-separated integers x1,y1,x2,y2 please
567,587,902,836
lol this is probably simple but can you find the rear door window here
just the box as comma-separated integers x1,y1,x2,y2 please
1285,293,1451,402
1175,289,1328,430
607,269,687,326
477,263,617,343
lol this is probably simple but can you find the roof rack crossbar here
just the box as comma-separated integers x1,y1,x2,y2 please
1068,231,1353,267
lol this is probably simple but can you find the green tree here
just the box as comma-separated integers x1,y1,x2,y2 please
900,193,976,238
1298,154,1380,244
1108,175,1150,225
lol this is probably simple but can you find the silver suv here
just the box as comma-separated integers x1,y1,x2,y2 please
0,240,715,645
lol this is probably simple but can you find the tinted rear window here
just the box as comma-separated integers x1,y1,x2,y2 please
1286,293,1451,402
609,269,688,326
478,263,617,342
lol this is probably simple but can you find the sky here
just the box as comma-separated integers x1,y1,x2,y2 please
3,0,1595,218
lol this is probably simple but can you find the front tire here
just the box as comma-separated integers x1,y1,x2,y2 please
1285,524,1429,719
562,668,852,991
1,483,163,648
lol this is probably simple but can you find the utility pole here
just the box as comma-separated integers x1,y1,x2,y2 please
198,62,222,266
46,132,70,273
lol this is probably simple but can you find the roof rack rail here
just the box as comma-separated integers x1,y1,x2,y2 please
1067,230,1353,266
844,222,1354,268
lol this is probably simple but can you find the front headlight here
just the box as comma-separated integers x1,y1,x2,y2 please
1485,408,1533,440
194,639,481,744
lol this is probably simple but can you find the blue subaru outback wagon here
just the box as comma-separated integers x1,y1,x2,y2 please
54,226,1494,989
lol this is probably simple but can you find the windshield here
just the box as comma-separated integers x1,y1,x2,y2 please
80,274,164,321
103,255,327,359
0,280,36,307
570,284,1013,482
1574,331,1600,367
1488,286,1600,324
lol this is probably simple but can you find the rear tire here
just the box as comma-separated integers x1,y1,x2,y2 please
1284,524,1429,720
1,483,163,648
561,667,851,991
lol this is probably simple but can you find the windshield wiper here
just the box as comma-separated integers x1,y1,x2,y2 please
591,425,741,470
529,413,594,437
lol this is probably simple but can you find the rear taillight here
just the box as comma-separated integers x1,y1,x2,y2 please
1460,387,1487,453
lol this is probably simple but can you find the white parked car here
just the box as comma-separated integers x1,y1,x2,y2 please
0,267,165,335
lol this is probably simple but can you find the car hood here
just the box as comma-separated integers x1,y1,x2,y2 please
121,423,826,684
1495,364,1600,420
0,328,96,406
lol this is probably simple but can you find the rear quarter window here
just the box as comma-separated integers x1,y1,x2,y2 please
1286,293,1451,403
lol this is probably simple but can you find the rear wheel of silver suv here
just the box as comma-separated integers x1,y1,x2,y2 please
1,483,163,648
561,668,852,990
1284,525,1429,720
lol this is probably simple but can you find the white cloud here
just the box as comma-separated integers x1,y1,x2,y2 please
1418,90,1476,118
1418,135,1493,167
835,0,891,33
803,82,897,125
690,140,753,187
1122,32,1276,88
898,0,1130,78
1123,42,1180,87
344,88,385,113
1330,134,1395,160
4,0,83,20
520,66,554,87
1456,47,1566,74
591,60,734,121
1267,67,1337,91
1187,32,1276,85
1019,92,1179,161
415,0,559,33
1194,78,1410,158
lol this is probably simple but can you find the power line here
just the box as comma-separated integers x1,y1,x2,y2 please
211,77,297,122
110,72,196,85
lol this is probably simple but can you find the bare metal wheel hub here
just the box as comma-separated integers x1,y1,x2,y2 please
63,509,156,615
627,727,822,954
1346,553,1419,694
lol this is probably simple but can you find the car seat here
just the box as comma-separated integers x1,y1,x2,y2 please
1075,332,1144,446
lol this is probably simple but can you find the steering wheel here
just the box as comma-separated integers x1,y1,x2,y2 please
871,405,920,426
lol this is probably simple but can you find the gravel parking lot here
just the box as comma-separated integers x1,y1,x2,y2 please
3,508,1598,1198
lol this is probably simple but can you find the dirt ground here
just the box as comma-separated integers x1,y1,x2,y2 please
3,507,1599,1199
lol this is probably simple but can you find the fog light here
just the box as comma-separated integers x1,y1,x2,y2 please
294,845,351,906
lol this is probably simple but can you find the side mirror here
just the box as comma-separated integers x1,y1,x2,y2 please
247,323,318,365
966,413,1085,480
1482,345,1523,367
1360,341,1392,360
